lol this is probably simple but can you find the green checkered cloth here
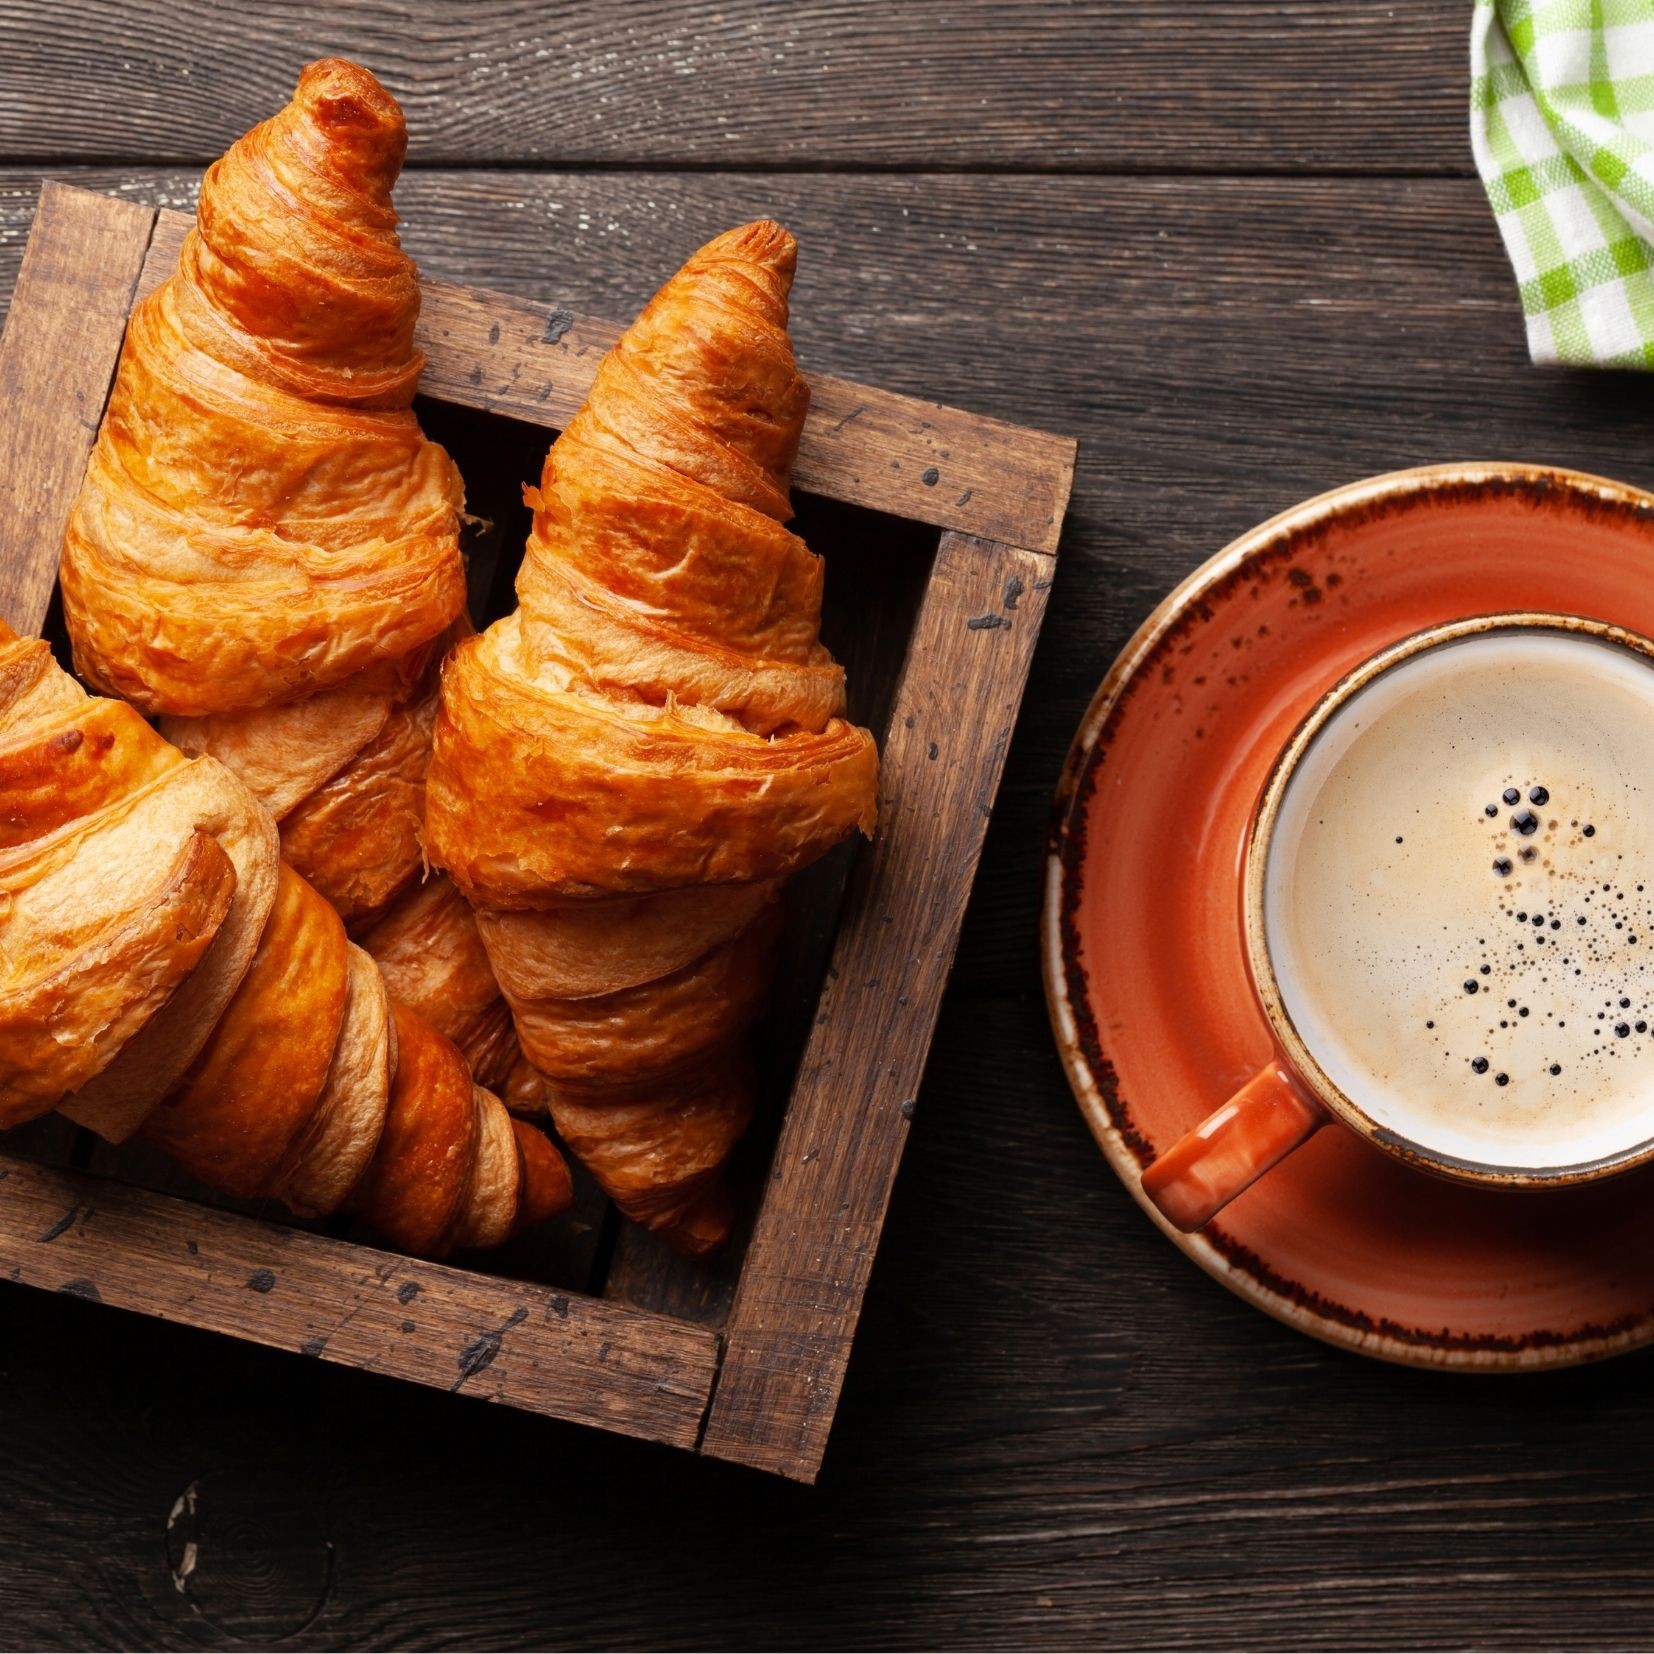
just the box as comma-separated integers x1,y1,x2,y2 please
1472,0,1654,367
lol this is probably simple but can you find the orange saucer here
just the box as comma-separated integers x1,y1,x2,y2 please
1044,463,1654,1369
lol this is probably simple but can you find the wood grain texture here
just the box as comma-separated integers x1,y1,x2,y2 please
704,533,1051,1480
4,154,1653,1642
6,8,1654,1643
13,994,1654,1651
0,180,151,632
0,1150,720,1449
0,1,1468,175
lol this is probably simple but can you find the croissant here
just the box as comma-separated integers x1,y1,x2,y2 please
427,222,880,1255
356,873,553,1114
58,57,461,928
57,60,547,1106
0,621,572,1255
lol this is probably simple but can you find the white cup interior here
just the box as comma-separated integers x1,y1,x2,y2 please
1260,622,1654,1178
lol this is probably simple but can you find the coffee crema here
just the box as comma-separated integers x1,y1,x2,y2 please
1263,627,1654,1171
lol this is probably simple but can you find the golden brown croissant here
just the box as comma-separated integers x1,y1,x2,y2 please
0,621,572,1255
60,56,462,928
427,222,879,1256
57,60,545,1120
356,873,552,1114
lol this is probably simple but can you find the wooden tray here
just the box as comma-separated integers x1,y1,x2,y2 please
0,182,1074,1483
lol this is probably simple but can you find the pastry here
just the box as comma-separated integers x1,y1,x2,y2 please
59,56,461,925
427,222,879,1255
56,57,544,1119
0,620,571,1255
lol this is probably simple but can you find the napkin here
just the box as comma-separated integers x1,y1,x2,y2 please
1472,0,1654,367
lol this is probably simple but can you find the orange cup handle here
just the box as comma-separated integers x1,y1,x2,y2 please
1140,1062,1325,1233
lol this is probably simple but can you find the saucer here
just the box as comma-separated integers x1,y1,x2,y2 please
1044,463,1654,1369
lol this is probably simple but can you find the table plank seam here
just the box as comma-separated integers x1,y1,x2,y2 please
0,154,1478,182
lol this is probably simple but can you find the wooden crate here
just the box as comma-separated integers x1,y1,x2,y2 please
0,182,1074,1482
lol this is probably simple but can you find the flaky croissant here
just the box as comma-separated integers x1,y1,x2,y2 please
357,873,553,1116
58,60,540,1098
427,222,879,1255
60,56,462,928
0,621,571,1255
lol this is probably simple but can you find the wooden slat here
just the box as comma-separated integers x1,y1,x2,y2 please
141,205,1075,553
0,180,153,632
0,1150,719,1448
134,203,181,297
700,531,1052,1481
0,184,154,1177
603,1226,739,1326
0,1,1467,176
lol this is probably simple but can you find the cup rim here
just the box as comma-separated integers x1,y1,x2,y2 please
1244,609,1654,1188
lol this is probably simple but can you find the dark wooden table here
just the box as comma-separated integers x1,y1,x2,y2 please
4,5,1654,1648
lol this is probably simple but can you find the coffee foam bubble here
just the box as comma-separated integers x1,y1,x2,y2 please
1264,629,1654,1171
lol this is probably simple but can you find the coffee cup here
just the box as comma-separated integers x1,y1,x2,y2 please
1142,612,1654,1231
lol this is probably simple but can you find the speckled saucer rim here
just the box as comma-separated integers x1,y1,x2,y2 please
1042,461,1654,1373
